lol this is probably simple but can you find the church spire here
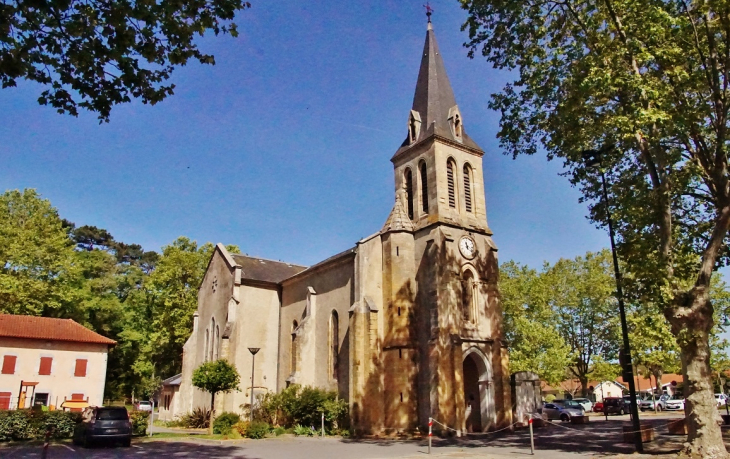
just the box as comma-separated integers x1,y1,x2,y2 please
396,20,482,154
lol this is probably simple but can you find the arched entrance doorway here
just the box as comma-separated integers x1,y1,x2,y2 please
462,348,495,432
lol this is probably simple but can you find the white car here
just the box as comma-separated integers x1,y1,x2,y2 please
573,398,593,413
665,398,685,411
715,393,728,407
135,401,153,412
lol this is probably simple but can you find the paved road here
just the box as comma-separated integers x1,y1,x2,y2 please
0,412,724,459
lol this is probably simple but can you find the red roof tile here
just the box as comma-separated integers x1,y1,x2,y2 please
0,314,116,346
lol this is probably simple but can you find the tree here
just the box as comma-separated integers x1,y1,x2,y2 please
499,261,572,385
1,0,251,121
462,0,730,454
548,251,621,395
192,359,240,433
0,189,77,316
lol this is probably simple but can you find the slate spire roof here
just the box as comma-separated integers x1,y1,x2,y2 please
395,22,482,155
381,188,415,233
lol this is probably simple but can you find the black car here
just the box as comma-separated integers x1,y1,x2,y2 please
602,397,628,415
73,406,132,447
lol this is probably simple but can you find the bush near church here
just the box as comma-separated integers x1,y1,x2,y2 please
0,410,81,441
249,384,348,434
129,410,150,436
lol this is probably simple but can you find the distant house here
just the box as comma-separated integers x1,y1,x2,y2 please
158,373,182,421
0,314,115,411
616,373,684,397
593,381,624,402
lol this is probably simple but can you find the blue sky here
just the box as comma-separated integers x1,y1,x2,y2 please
0,0,608,269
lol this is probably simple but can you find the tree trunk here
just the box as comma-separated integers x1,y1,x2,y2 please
670,291,727,458
209,392,216,435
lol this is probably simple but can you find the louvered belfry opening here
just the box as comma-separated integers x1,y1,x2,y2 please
464,164,472,213
447,160,456,208
405,169,414,220
420,161,429,212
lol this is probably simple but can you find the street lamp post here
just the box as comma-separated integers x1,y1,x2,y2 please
581,146,643,453
248,347,260,421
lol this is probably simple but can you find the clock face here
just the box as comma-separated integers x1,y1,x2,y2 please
459,236,476,259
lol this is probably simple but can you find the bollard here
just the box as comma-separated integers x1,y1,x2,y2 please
528,416,535,455
428,417,432,454
321,413,325,438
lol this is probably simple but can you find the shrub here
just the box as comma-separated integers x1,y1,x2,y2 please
233,420,249,436
544,394,556,403
293,424,312,437
246,421,270,439
0,410,81,442
180,407,210,429
273,426,286,436
129,410,150,436
254,385,348,431
212,412,240,435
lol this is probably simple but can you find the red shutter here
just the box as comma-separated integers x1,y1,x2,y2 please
74,359,87,377
39,357,52,375
0,392,10,410
1,355,16,375
71,393,84,400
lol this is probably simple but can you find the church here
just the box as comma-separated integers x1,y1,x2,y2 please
177,19,512,435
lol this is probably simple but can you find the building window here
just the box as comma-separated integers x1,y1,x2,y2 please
291,321,299,374
1,355,16,375
405,168,414,220
209,318,216,361
454,114,463,138
204,329,209,362
329,311,339,380
420,161,428,213
447,160,457,208
464,164,473,213
213,325,220,360
462,270,477,323
39,357,53,375
74,359,88,377
408,110,421,143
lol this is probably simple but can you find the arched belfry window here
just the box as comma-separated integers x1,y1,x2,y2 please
464,164,473,213
329,311,339,380
405,168,414,220
447,160,457,209
291,321,299,374
420,161,429,213
462,269,477,323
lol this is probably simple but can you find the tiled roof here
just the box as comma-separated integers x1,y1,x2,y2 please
230,254,307,284
162,373,182,386
0,314,116,345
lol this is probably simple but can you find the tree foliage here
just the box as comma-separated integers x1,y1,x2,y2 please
461,0,730,454
0,0,251,121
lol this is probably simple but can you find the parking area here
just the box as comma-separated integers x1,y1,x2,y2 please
1,413,729,459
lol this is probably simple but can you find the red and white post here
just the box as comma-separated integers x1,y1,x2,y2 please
528,416,535,455
428,417,432,454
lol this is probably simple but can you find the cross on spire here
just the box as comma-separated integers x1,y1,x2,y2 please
424,3,433,23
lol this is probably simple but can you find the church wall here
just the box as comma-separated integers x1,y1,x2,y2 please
279,257,355,397
181,248,237,414
223,284,281,414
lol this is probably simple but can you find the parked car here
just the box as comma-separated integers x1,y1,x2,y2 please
665,397,686,411
135,401,153,412
640,394,670,412
594,401,604,413
73,406,132,447
602,397,628,415
542,399,585,422
573,398,593,413
715,393,728,407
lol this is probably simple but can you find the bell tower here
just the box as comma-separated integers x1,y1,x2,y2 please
391,20,492,236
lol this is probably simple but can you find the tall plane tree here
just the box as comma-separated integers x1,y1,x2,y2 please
1,0,251,121
462,0,730,455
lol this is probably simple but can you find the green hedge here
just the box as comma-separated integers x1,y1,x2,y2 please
212,412,240,435
129,411,150,436
0,410,80,441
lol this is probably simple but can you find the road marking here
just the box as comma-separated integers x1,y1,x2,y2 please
59,444,77,451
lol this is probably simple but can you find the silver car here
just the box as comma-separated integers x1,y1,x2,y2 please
573,398,593,412
665,397,686,411
640,394,669,411
542,400,585,422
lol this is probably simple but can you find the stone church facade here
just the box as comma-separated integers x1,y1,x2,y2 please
177,21,512,435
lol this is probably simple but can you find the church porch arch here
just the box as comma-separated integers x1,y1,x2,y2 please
462,346,496,433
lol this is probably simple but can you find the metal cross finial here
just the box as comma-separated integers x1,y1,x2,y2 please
424,3,433,22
